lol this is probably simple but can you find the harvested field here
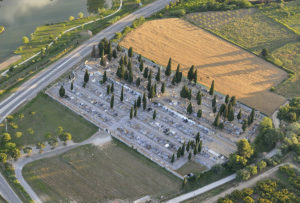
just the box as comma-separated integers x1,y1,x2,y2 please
23,141,182,202
120,18,287,115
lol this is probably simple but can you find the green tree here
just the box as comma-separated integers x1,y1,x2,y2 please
136,77,141,87
187,65,195,82
165,58,172,76
261,48,269,58
130,107,133,119
134,107,137,117
138,54,142,62
230,96,236,105
209,80,215,95
187,103,193,114
128,47,133,57
116,64,125,79
102,71,107,83
237,139,253,159
198,140,202,153
156,68,161,81
113,49,117,58
143,93,147,110
78,12,84,18
100,56,106,66
213,113,220,127
84,69,89,83
70,82,73,90
110,94,114,108
143,67,149,78
59,86,65,97
175,64,182,83
148,85,155,99
193,69,198,83
225,94,230,104
107,85,110,95
69,16,75,21
111,83,114,93
161,82,165,94
188,152,192,160
237,109,242,120
197,91,202,105
0,153,7,163
193,147,197,155
242,120,248,132
171,154,175,163
197,109,202,118
59,132,72,143
212,95,217,108
177,147,181,158
120,86,124,102
137,96,141,107
153,110,157,120
139,60,144,72
228,108,235,122
22,36,29,44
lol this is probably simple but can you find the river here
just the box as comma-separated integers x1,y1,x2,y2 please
0,0,109,63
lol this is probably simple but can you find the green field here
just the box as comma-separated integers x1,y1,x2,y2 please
185,1,300,98
0,93,98,146
176,161,207,176
23,141,182,202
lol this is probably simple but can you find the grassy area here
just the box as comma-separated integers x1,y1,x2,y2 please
0,195,7,203
0,93,98,146
0,26,4,34
176,161,207,176
23,141,182,202
185,1,300,98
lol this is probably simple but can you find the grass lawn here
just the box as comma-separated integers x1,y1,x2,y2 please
176,161,207,176
0,195,7,203
0,93,98,146
185,1,300,98
23,141,182,202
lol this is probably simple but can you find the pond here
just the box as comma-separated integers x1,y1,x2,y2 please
0,0,110,63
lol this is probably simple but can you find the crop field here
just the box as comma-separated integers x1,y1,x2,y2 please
23,142,182,202
120,18,287,115
185,1,300,98
0,94,98,146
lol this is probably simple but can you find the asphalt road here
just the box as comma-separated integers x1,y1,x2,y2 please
0,0,171,202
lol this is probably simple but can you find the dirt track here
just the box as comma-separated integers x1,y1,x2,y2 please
120,18,287,115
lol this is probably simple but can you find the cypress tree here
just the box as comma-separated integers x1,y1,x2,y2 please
70,82,73,90
117,44,121,51
128,71,133,83
127,59,132,71
250,109,255,124
187,103,193,114
213,106,217,113
165,58,172,76
228,108,234,122
59,86,65,97
153,110,156,120
177,147,181,158
156,68,161,81
230,96,236,106
124,70,128,81
193,69,198,83
154,83,157,95
171,74,177,85
148,70,152,80
128,47,133,57
237,109,242,120
198,140,202,153
161,82,165,94
225,94,230,104
98,41,104,57
139,60,144,72
130,107,133,119
134,107,137,117
197,109,202,118
137,96,141,107
187,65,195,82
186,143,190,152
138,54,142,62
209,80,215,95
188,89,192,100
171,154,175,163
124,55,128,66
175,64,181,83
110,94,114,109
196,91,201,105
100,56,106,66
120,86,124,102
84,69,89,83
112,49,117,58
102,71,107,83
223,104,229,118
219,104,226,114
107,85,110,95
188,152,192,160
181,143,185,156
116,64,125,79
148,85,155,99
136,77,141,87
143,67,148,78
242,120,248,132
213,113,220,127
194,147,197,155
119,56,124,66
111,83,114,93
212,95,216,108
143,93,147,110
147,78,152,91
134,100,137,109
91,45,96,58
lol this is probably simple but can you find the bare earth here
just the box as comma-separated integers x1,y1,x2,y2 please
0,55,21,71
120,18,287,115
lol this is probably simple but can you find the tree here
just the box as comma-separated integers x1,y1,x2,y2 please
84,69,89,83
138,54,142,62
100,56,106,66
134,107,137,117
258,160,267,171
242,120,248,132
187,65,195,82
261,48,269,58
175,64,182,83
124,55,128,65
102,71,107,83
171,154,175,163
180,85,190,98
223,104,229,118
193,147,197,155
130,107,133,119
249,109,255,124
197,91,202,105
120,86,124,102
230,96,236,106
237,139,253,159
22,36,29,44
78,12,84,18
209,80,215,95
70,81,74,90
156,68,161,81
198,140,202,153
59,86,65,97
161,82,165,94
143,93,147,110
107,85,110,95
0,153,7,163
165,58,172,76
225,94,230,104
193,69,198,83
128,71,133,83
139,60,144,72
119,56,124,66
113,49,117,58
110,94,114,108
237,109,242,120
69,16,75,21
153,110,157,120
136,77,141,87
147,77,152,92
148,85,155,99
91,45,96,58
137,96,141,108
143,67,149,78
212,95,217,108
181,143,185,156
228,108,235,122
128,47,133,57
177,147,181,158
116,64,125,79
237,169,251,181
59,132,72,143
197,109,202,118
213,113,220,127
187,103,193,114
188,152,192,160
